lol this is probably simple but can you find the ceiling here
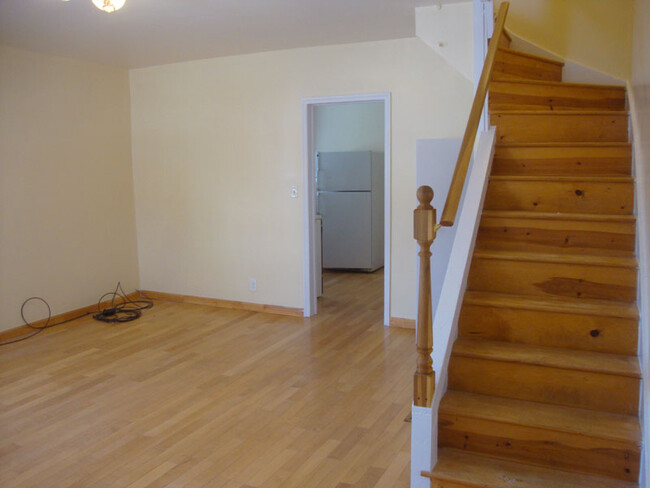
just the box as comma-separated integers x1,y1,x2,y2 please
0,0,442,69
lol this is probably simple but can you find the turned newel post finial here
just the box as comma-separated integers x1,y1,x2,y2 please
413,185,437,408
417,185,434,206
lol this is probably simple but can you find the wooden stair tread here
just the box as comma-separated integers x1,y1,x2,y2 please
440,390,641,444
496,142,632,148
497,47,565,66
481,210,636,223
489,80,627,112
490,78,626,91
473,249,637,268
491,144,633,177
489,175,633,183
452,338,641,378
463,290,639,319
426,448,639,488
490,109,629,116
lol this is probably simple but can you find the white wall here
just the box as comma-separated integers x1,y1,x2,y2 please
314,101,384,153
0,45,139,332
631,1,650,485
130,38,473,317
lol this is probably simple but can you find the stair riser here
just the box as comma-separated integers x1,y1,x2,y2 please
492,145,632,176
429,481,469,488
489,82,626,112
429,447,642,488
484,179,634,215
459,305,638,355
438,416,639,481
476,217,635,256
467,257,637,302
493,50,563,82
448,356,640,415
498,34,511,49
491,113,629,143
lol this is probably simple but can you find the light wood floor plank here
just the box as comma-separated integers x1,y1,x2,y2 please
0,270,412,487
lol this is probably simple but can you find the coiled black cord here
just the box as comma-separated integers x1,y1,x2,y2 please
92,282,153,323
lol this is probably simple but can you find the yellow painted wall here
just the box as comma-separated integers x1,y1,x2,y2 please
129,38,473,320
496,0,634,80
0,46,139,332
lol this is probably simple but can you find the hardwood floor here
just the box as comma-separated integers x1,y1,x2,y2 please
0,269,413,487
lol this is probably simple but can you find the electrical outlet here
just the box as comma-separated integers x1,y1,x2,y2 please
249,278,257,292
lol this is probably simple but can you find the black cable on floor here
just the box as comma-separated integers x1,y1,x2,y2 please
0,283,153,346
92,282,153,323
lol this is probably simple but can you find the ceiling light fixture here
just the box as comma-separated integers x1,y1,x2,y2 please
92,0,125,13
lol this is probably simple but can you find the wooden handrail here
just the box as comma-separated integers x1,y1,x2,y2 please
412,3,510,408
439,1,509,227
413,186,438,407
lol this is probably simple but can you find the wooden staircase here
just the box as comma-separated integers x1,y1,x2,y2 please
425,42,642,487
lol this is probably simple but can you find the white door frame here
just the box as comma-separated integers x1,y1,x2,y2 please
301,92,391,324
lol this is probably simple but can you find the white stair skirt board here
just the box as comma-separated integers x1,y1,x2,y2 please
410,128,497,487
627,82,650,488
411,405,434,488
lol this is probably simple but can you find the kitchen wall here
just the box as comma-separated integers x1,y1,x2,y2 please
0,45,139,332
631,0,650,485
496,0,634,81
129,38,473,320
314,101,384,153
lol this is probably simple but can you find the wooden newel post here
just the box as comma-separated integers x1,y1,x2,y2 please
413,185,438,407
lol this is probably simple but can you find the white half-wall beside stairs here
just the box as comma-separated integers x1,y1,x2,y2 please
630,0,650,484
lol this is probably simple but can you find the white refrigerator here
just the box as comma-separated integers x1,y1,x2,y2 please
316,151,384,271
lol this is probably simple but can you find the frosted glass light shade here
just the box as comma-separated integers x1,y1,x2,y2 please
92,0,126,13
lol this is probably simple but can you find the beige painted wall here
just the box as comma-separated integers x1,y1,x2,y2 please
416,1,474,81
0,45,139,332
631,0,650,484
130,38,473,319
496,0,634,81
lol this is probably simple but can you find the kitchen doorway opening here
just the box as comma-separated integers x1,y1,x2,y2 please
301,93,391,324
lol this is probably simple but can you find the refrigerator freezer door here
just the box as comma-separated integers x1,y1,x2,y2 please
316,151,372,192
319,191,372,269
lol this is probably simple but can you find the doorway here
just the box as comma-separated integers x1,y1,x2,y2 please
301,93,391,324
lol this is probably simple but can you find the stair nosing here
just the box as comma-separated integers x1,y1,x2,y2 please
490,109,629,115
472,250,637,269
480,210,636,223
495,142,632,148
463,290,639,319
489,175,633,182
489,78,627,91
452,338,641,378
497,47,566,66
440,390,642,444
